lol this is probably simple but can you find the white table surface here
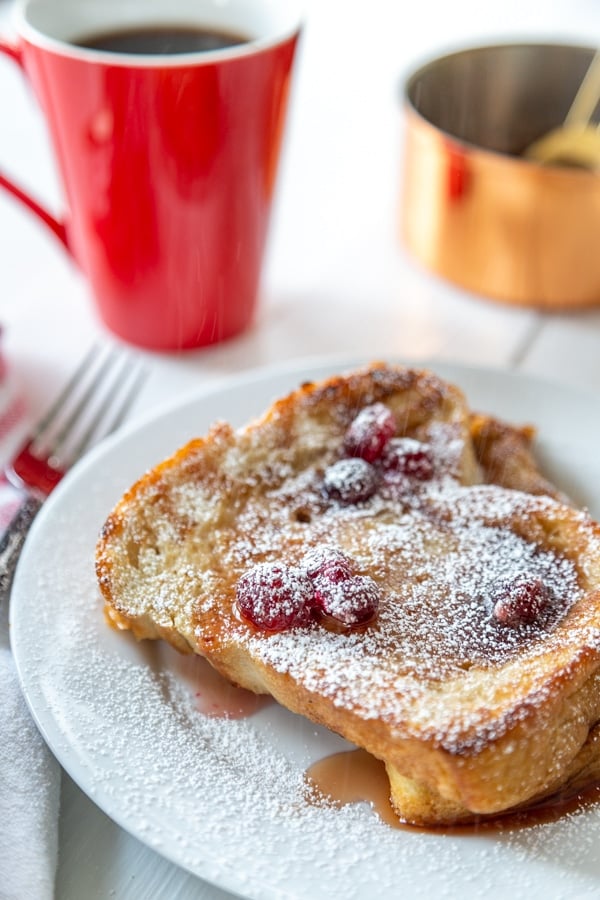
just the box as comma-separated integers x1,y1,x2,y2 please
2,0,600,897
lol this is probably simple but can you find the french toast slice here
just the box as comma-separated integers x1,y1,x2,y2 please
96,363,600,825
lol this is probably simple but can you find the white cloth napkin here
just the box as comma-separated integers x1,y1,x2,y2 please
0,368,61,900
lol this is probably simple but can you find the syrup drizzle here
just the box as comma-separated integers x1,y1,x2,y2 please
307,748,403,829
306,748,600,832
163,639,600,823
162,646,272,719
193,657,271,719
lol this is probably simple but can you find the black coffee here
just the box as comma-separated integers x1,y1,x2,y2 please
75,24,250,55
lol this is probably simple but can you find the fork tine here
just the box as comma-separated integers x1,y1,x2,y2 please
31,343,102,441
98,360,147,437
43,347,120,459
27,345,145,477
67,356,147,464
0,345,145,597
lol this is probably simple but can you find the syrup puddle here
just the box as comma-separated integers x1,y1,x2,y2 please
307,748,403,829
157,636,600,827
193,656,271,719
160,646,272,719
306,748,600,833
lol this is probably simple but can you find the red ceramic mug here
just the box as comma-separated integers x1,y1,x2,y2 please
0,0,302,350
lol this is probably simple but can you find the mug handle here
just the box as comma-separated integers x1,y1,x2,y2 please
0,38,71,251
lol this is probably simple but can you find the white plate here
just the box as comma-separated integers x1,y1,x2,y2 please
10,357,600,900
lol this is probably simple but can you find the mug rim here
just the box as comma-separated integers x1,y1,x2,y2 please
13,0,304,67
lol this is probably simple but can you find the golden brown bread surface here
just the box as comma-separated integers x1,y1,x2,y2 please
96,363,600,825
469,412,570,503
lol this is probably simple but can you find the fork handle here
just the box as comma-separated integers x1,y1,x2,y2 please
0,495,43,600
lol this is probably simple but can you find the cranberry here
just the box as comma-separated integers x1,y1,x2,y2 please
323,458,378,503
490,575,550,626
236,562,315,632
314,574,381,626
344,403,396,462
381,438,434,481
301,546,356,582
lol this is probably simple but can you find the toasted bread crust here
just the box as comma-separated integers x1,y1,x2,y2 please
470,412,570,502
96,363,600,825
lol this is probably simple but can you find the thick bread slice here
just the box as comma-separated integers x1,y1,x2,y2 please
98,362,482,647
96,363,600,825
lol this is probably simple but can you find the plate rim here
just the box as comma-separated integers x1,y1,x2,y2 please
10,354,600,899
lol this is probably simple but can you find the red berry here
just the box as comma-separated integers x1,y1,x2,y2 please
344,403,396,462
490,575,550,626
323,458,378,503
314,574,380,626
301,547,356,582
236,562,315,632
381,438,434,481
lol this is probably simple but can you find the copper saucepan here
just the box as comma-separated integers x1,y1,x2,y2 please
401,43,600,309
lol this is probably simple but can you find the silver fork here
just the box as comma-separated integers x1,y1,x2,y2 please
0,345,146,597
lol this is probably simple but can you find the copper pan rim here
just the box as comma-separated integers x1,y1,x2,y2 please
401,41,600,308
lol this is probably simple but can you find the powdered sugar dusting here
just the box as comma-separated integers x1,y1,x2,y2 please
209,464,599,752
